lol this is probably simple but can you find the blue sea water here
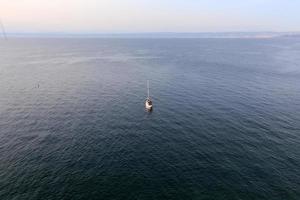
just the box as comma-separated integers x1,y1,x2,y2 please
0,38,300,200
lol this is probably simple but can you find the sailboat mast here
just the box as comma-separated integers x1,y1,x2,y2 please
0,18,7,40
147,80,150,98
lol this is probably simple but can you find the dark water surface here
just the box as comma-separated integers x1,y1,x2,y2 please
0,38,300,199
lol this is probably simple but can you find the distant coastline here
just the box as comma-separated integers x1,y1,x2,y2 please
4,32,300,39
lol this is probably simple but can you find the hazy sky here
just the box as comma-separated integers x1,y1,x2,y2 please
1,0,299,33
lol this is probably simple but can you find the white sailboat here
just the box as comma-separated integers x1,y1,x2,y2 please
145,80,153,110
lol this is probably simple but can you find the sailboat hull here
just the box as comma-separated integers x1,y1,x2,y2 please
145,102,153,110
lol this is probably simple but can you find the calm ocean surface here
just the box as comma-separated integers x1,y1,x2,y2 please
0,38,300,199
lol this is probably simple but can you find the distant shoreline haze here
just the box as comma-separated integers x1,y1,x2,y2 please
3,32,300,39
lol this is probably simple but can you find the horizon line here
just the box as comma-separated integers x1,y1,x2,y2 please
3,31,300,39
5,31,300,34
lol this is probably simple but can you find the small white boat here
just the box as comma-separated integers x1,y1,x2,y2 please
145,80,153,110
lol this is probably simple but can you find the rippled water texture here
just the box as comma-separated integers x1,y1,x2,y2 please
0,38,300,199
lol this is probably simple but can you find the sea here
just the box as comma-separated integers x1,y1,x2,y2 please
0,37,300,200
